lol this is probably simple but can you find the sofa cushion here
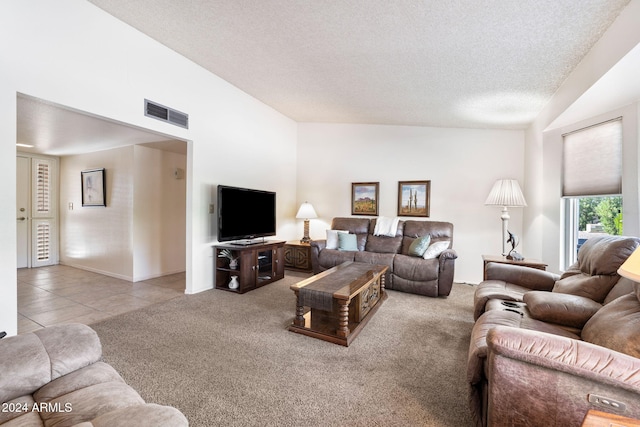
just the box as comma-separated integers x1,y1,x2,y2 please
581,292,640,358
33,323,102,381
338,233,358,251
331,217,370,234
365,235,402,254
393,254,439,281
83,403,188,427
318,249,355,268
34,362,125,403
354,251,395,271
552,274,618,303
0,333,51,403
423,241,450,259
408,235,431,257
576,235,639,276
39,381,145,427
523,291,602,329
0,395,38,425
603,277,637,304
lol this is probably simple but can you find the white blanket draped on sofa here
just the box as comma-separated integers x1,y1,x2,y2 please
374,216,400,237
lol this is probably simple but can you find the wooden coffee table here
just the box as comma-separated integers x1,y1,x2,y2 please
289,261,388,346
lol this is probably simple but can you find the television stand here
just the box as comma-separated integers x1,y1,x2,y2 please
214,240,285,293
228,238,268,246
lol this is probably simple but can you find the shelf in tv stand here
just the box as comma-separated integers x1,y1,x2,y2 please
213,240,285,294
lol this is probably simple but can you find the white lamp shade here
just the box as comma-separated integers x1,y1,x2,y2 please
618,247,640,282
485,179,527,207
296,202,317,219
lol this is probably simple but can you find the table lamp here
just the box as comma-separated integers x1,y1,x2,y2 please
485,179,527,256
618,247,640,281
296,201,317,244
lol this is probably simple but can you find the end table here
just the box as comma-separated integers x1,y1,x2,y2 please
284,241,313,272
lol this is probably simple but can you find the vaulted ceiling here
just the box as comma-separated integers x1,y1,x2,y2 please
87,0,631,129
17,1,639,156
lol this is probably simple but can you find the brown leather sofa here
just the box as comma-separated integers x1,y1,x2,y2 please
0,323,188,427
467,236,640,426
310,217,457,297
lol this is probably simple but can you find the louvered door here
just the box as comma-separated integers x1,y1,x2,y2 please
30,158,57,267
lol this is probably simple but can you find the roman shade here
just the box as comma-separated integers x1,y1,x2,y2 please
562,118,622,197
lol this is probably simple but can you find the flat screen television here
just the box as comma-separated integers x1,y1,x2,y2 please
217,185,276,244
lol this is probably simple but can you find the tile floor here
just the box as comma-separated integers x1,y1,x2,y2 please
17,265,184,334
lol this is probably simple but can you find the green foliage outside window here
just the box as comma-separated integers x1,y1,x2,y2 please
578,196,622,235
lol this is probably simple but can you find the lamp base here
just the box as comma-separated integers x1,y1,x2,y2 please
300,219,311,244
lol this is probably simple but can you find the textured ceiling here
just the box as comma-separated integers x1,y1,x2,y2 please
87,0,631,129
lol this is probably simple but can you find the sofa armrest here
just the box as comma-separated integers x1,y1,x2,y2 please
310,239,326,251
480,326,640,426
310,239,326,273
485,262,560,291
523,291,602,329
437,249,457,296
0,323,102,403
487,326,640,393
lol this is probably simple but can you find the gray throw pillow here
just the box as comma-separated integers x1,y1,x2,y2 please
408,235,431,257
338,233,358,251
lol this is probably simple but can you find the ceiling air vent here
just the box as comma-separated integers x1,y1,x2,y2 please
144,99,189,129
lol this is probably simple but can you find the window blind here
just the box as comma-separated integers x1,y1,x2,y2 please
562,118,622,197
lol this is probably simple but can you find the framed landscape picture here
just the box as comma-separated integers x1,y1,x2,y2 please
81,168,106,207
398,180,430,217
352,182,379,216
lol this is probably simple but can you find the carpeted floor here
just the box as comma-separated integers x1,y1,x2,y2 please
91,273,475,426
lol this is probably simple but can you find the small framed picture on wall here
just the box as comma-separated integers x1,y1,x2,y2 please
398,180,430,217
81,168,106,207
351,182,379,216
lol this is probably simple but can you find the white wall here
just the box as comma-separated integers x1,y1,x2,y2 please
297,123,525,284
0,0,298,336
60,147,135,279
59,145,187,282
133,145,187,281
523,1,640,273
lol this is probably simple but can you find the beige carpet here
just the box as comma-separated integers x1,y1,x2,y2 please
91,273,475,426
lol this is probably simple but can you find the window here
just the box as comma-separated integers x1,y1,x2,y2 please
564,196,622,266
562,119,622,267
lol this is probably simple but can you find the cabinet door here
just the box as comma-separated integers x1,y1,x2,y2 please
274,246,285,279
239,250,256,292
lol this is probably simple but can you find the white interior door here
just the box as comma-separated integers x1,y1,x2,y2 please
16,156,30,268
31,157,57,267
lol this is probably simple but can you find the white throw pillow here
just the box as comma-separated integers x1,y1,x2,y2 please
326,230,349,249
423,241,450,259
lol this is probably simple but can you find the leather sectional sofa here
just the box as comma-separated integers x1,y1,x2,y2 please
310,217,457,297
0,323,187,427
467,236,640,426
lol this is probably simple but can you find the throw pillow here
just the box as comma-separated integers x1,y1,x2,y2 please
423,241,450,259
408,235,431,257
338,232,358,251
326,230,348,250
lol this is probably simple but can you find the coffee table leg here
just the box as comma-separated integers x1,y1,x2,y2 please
293,290,305,326
380,274,386,294
336,299,350,338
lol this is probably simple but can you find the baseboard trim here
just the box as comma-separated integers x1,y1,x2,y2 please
59,262,185,283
